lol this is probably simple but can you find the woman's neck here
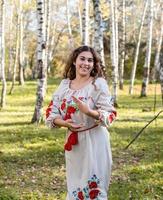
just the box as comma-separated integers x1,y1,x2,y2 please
74,75,92,83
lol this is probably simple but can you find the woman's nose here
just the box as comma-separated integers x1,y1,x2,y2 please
83,59,89,65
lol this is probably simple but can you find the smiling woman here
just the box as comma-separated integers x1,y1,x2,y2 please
45,45,116,200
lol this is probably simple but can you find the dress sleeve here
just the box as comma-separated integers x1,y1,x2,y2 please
94,78,117,128
45,80,65,128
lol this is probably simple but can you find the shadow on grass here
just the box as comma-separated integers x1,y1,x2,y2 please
0,122,32,126
0,127,66,198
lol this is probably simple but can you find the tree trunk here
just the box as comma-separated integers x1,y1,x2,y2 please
114,0,119,77
18,0,24,85
82,0,90,45
45,0,51,75
66,0,74,49
7,8,13,81
9,14,20,95
151,6,163,82
0,0,6,108
159,41,163,104
92,0,105,67
78,0,82,40
129,0,148,95
119,0,126,90
31,0,46,123
141,0,154,97
109,0,119,106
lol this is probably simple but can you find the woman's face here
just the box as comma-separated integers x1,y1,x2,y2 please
74,51,94,77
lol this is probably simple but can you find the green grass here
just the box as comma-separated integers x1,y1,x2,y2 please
0,80,163,200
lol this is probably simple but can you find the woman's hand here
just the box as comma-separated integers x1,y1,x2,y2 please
72,96,100,120
72,96,91,115
65,119,85,131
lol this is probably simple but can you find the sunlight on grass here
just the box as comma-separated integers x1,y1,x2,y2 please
0,79,163,199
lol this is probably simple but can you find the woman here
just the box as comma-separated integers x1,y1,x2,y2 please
46,45,116,200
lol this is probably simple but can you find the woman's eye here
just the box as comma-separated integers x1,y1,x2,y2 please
88,59,93,63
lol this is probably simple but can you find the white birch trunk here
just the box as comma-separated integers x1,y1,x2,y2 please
114,0,119,74
19,0,24,85
45,0,51,74
8,7,13,81
92,0,105,66
159,41,163,103
0,0,6,107
31,0,46,123
129,0,148,95
141,0,154,97
109,0,119,105
9,14,20,95
78,0,82,40
82,0,90,45
152,6,163,81
119,0,126,90
66,0,74,49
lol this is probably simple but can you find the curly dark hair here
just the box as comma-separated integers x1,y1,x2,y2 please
63,45,105,80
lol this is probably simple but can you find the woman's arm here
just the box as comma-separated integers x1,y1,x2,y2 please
53,117,84,130
72,78,116,127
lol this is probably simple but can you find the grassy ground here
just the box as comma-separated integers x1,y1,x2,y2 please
0,79,163,200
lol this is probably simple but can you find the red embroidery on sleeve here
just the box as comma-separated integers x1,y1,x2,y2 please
108,111,117,124
46,100,53,119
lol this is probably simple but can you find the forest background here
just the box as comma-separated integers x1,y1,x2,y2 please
0,0,163,199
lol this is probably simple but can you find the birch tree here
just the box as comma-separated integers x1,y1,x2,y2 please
151,3,163,81
78,0,82,40
44,0,51,74
119,0,126,90
129,0,148,94
18,0,24,85
0,0,6,107
9,13,20,94
108,0,119,105
66,0,74,49
8,6,14,81
31,0,46,123
82,0,90,45
141,0,154,97
92,0,105,66
159,41,163,103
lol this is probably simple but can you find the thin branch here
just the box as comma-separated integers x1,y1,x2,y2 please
124,110,163,150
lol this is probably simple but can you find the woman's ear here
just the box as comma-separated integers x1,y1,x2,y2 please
73,62,76,65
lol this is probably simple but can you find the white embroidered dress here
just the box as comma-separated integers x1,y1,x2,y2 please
46,77,116,200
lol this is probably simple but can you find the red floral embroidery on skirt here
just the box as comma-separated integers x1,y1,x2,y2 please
89,189,100,199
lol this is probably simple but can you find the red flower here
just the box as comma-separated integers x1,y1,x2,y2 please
46,100,53,118
61,102,66,110
64,113,71,120
89,181,98,189
67,106,76,114
89,189,100,199
78,191,84,200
